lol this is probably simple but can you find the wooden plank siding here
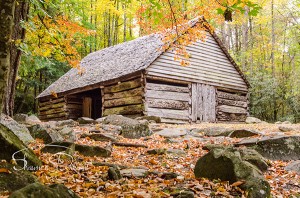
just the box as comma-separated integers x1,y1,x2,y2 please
146,32,248,92
145,79,190,123
102,77,144,116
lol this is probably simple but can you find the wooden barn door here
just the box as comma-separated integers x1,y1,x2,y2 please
191,83,216,122
82,97,92,118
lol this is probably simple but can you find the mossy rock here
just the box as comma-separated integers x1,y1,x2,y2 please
194,147,270,198
9,182,79,198
0,162,38,193
0,124,42,168
28,124,52,144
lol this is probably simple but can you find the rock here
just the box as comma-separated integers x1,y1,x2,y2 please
77,117,96,124
236,135,300,161
200,127,233,137
203,145,268,172
278,125,294,132
13,114,28,123
285,160,300,174
95,117,105,123
246,117,262,124
59,127,76,142
9,182,79,198
229,129,261,138
0,162,38,193
136,116,161,123
101,124,122,135
161,172,178,180
41,142,111,157
156,128,188,138
108,167,122,180
275,121,282,124
147,148,167,155
56,119,78,127
194,147,270,198
0,114,33,144
282,121,292,124
104,115,151,139
27,124,53,144
171,190,194,198
81,133,118,142
26,115,41,124
75,144,111,157
120,168,149,178
0,124,42,168
166,149,186,156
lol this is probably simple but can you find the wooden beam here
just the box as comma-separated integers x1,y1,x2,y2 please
217,105,247,114
146,82,189,93
103,78,141,93
147,108,189,120
217,98,247,108
104,87,143,100
39,103,65,111
103,96,142,108
147,98,189,110
103,104,143,116
145,90,189,102
217,90,247,102
39,97,65,107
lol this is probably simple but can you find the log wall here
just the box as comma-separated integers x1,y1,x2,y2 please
102,77,144,117
144,79,190,123
216,90,248,122
38,97,68,121
65,95,83,120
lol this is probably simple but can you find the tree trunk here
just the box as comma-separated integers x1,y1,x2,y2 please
3,0,29,116
0,0,16,114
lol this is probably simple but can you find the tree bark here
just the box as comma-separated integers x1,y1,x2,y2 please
0,0,16,113
3,0,29,116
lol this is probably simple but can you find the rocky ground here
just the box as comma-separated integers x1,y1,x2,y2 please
1,114,300,197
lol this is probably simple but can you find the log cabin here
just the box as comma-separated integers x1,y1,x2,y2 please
37,18,250,123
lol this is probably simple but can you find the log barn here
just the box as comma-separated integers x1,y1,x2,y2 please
37,18,250,123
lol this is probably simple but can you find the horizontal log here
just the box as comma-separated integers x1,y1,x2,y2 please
103,96,142,108
217,98,247,108
147,98,189,110
145,90,189,102
217,112,247,122
146,82,189,93
39,102,66,111
217,105,247,114
39,107,66,116
39,97,65,107
147,108,189,120
104,78,141,93
103,104,143,116
217,91,247,102
66,104,82,109
39,112,67,120
104,87,143,100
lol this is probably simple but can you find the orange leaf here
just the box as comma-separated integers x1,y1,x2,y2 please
232,180,245,187
0,168,10,174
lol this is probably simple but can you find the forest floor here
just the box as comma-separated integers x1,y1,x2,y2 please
8,123,300,197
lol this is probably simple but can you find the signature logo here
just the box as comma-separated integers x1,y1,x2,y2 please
12,144,74,171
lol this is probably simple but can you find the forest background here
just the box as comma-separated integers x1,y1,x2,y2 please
10,0,300,123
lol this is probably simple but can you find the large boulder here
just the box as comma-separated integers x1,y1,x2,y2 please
136,116,161,123
27,124,53,144
285,160,300,174
236,135,300,161
200,127,233,137
104,115,151,139
0,114,33,144
0,124,42,168
246,117,262,124
13,114,28,123
194,146,270,198
26,115,41,125
0,162,38,193
229,129,262,138
77,117,96,124
9,182,79,198
120,168,149,178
